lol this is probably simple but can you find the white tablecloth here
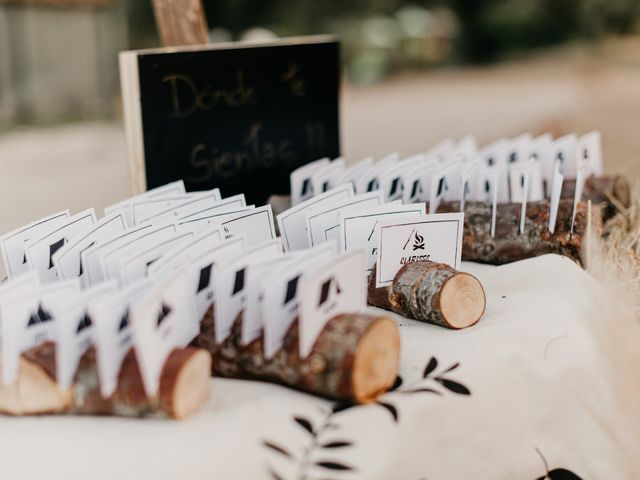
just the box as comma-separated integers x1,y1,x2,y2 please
1,254,639,480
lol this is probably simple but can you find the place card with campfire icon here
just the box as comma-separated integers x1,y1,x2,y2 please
375,212,464,288
298,250,366,358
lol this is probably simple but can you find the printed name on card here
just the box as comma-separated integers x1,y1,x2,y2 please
81,224,152,286
90,279,152,398
104,181,186,226
97,224,177,284
0,210,70,278
548,161,564,234
53,281,117,390
130,266,198,396
146,225,224,279
241,254,300,345
137,189,226,225
299,250,366,358
53,212,127,286
188,236,246,320
277,184,354,252
25,209,97,283
305,191,384,247
375,212,464,287
0,279,80,385
262,243,336,359
117,230,194,286
311,157,345,195
213,239,283,343
218,205,276,246
340,202,425,274
290,157,331,206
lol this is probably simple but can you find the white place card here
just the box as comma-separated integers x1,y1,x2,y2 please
311,157,345,196
335,157,373,188
147,226,224,279
90,279,152,398
214,239,283,343
81,224,152,286
241,254,300,345
529,133,554,185
177,194,247,221
429,162,461,213
176,206,254,232
506,133,532,165
117,231,194,286
305,191,384,247
131,193,202,225
0,210,70,278
548,161,564,234
375,212,464,287
340,202,425,274
551,134,578,179
25,209,97,283
188,236,246,320
53,212,127,286
104,181,186,226
403,161,437,204
299,250,366,358
576,131,603,177
354,153,399,194
137,189,225,224
290,157,330,205
218,205,276,247
572,161,589,233
277,184,354,252
262,243,336,359
130,266,197,396
53,281,117,390
426,138,455,159
98,224,177,283
0,279,80,385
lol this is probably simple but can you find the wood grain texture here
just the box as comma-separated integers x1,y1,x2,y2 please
151,0,209,47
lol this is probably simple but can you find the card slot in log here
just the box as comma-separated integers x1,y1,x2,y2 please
437,199,600,265
368,261,486,329
0,343,211,419
195,308,400,403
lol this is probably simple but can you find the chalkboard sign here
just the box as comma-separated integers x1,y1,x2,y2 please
120,36,341,205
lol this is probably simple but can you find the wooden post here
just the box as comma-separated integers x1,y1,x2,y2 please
151,0,209,47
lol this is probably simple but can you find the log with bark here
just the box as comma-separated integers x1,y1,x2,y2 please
437,199,600,265
0,343,211,419
561,174,630,221
195,310,400,403
368,261,486,329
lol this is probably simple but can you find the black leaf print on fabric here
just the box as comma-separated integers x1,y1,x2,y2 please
331,402,355,414
376,402,399,422
315,461,353,471
263,441,292,458
294,416,314,434
402,387,441,395
321,441,352,449
435,378,471,395
389,375,403,391
423,357,438,378
534,448,583,480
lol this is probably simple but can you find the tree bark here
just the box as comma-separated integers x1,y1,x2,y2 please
437,199,599,265
561,174,630,220
151,0,209,47
195,309,400,403
0,343,211,419
368,261,486,329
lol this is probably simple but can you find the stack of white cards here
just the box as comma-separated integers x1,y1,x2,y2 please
2,180,370,400
288,131,603,238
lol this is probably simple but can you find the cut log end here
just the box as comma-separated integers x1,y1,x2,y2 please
351,315,400,403
440,272,486,329
159,348,211,420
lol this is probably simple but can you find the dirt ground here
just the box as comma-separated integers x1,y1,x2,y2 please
1,37,639,241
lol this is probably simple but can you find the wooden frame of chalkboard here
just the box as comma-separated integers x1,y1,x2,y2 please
119,35,341,206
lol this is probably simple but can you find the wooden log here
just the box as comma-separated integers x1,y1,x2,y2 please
437,199,599,265
0,343,211,419
561,175,631,220
368,261,486,329
151,0,209,47
196,309,400,403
